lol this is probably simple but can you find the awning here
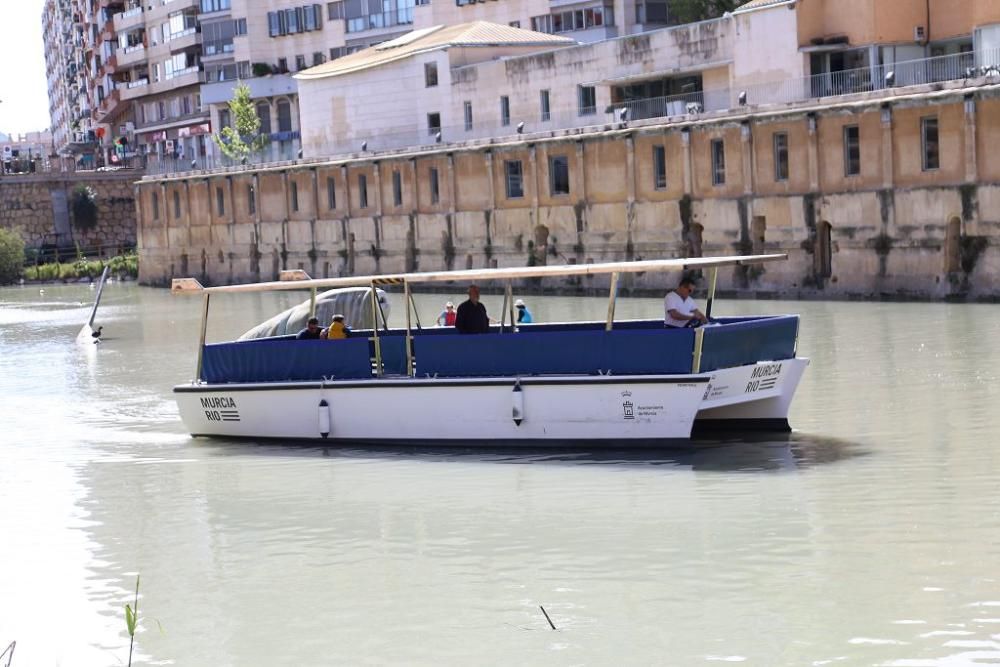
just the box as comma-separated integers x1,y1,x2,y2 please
582,61,732,87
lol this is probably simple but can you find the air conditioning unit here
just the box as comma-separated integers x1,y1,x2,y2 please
914,25,926,42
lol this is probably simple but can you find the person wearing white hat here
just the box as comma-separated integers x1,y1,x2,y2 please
436,301,457,326
515,298,533,324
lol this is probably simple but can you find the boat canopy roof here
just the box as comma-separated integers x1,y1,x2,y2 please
172,254,787,295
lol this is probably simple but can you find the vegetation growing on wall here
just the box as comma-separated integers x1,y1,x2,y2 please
669,0,742,23
0,228,25,285
22,252,138,282
212,81,268,162
71,185,99,231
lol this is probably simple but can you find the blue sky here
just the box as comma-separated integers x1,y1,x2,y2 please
0,0,52,136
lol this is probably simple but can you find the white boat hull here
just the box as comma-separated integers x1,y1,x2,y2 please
175,358,809,444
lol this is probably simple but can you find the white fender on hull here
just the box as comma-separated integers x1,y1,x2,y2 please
318,399,331,438
512,381,524,426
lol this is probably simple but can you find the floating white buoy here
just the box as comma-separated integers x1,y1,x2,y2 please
39,288,44,295
512,381,524,426
318,399,331,438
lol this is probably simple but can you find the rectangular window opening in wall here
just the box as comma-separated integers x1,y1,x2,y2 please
248,184,256,215
152,192,159,220
430,167,440,205
464,101,473,131
500,96,510,127
216,186,225,216
551,5,613,33
711,138,726,186
578,85,596,116
234,18,247,35
328,1,344,20
773,132,789,182
540,89,550,122
291,181,299,212
531,15,552,33
313,52,325,66
843,125,860,176
296,55,306,71
173,190,181,218
392,170,402,207
549,155,570,196
653,145,666,190
428,112,441,135
921,116,939,171
326,177,336,210
424,62,438,87
505,160,524,198
359,174,368,209
509,20,520,28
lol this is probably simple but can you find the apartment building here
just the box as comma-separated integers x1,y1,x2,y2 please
42,0,89,155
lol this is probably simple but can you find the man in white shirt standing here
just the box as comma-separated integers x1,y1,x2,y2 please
664,276,708,328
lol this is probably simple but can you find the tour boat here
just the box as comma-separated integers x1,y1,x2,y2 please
171,255,809,444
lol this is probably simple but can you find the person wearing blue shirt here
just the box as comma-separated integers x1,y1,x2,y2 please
515,299,533,324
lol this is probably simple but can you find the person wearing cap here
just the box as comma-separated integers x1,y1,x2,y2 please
455,284,490,334
322,314,350,340
296,316,322,340
515,298,533,324
436,301,457,327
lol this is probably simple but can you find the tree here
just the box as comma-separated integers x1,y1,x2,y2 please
71,185,98,231
212,81,268,162
0,227,25,285
670,0,743,23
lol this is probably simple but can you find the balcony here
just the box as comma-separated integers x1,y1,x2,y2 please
120,78,150,100
113,6,143,31
94,88,123,122
345,8,413,34
118,43,146,67
166,27,201,53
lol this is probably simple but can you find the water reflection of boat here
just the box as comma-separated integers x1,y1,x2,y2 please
171,255,809,445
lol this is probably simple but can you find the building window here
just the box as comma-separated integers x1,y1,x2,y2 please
424,62,438,87
328,1,344,20
277,100,293,132
216,186,225,215
922,116,939,171
551,5,614,32
843,125,860,176
427,112,441,135
291,181,299,211
509,20,520,27
773,132,789,182
578,85,596,116
464,101,473,131
392,170,402,206
173,190,181,218
549,155,570,195
505,159,524,198
234,18,247,35
152,192,159,220
500,96,510,126
295,55,306,71
531,15,552,33
540,89,551,121
711,139,726,186
430,167,440,204
358,174,368,208
326,176,336,209
248,184,256,215
653,145,666,189
313,51,325,66
256,102,272,136
277,57,288,72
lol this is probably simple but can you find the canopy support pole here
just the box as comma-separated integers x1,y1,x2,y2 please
605,272,619,331
369,283,383,378
692,327,705,374
407,290,422,330
195,293,210,383
499,283,511,334
507,282,516,331
705,266,719,319
308,287,317,318
404,280,414,377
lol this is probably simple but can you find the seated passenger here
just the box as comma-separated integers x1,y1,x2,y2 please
323,314,350,340
436,301,457,327
455,285,490,334
515,298,533,324
664,277,708,328
296,317,322,339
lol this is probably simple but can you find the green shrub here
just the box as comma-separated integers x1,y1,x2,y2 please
0,228,25,284
71,185,99,231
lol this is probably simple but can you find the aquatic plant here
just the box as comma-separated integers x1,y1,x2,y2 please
125,575,139,666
